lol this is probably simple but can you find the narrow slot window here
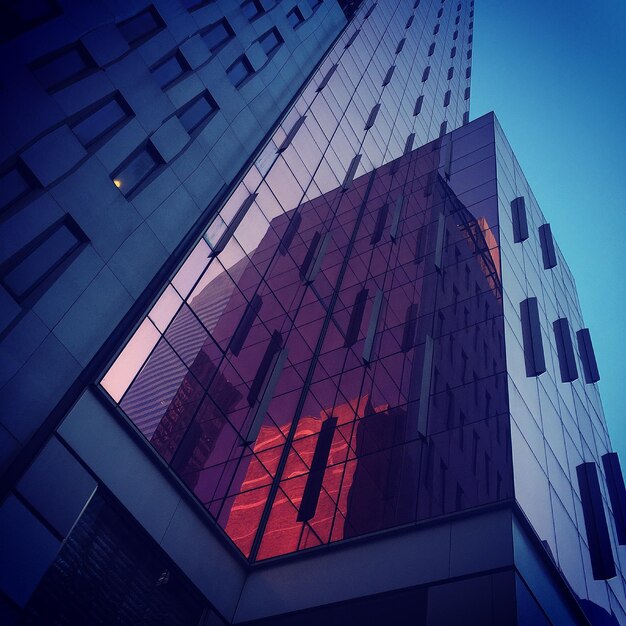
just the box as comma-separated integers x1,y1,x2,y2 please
0,160,40,214
433,23,439,35
447,67,454,80
316,64,337,92
553,318,578,382
111,142,162,197
511,196,529,242
297,417,338,521
576,462,617,580
602,453,626,545
364,103,380,130
363,289,383,364
414,95,424,115
344,29,359,48
345,288,368,347
519,297,546,377
539,223,557,269
443,90,451,107
464,87,470,100
406,16,414,28
382,65,395,86
229,294,263,356
364,3,377,19
577,328,600,383
247,331,283,406
342,154,361,190
439,120,447,137
151,50,190,89
396,38,406,54
1,216,88,302
422,66,430,82
467,49,472,59
278,212,302,255
258,27,283,57
177,91,219,134
466,66,471,78
202,18,234,53
450,46,457,58
428,43,435,56
71,93,132,148
437,7,443,18
118,6,164,46
210,193,257,256
278,115,307,152
227,55,254,87
404,132,415,155
30,42,96,93
390,194,403,241
370,203,389,245
287,7,305,28
401,303,419,352
453,30,458,40
463,111,470,125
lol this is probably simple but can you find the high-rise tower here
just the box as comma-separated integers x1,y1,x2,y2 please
1,1,624,625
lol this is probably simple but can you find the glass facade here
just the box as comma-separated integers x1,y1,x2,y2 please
101,0,477,562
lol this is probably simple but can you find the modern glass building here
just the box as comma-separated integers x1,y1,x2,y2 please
0,1,624,625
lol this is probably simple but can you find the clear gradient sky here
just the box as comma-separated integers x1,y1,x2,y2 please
471,1,626,461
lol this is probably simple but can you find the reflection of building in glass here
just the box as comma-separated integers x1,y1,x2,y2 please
2,0,625,624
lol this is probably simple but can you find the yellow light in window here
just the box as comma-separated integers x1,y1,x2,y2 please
113,179,122,188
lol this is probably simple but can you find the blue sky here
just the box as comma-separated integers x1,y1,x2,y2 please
471,1,626,461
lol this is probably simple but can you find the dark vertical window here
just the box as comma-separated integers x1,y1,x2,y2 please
396,38,406,54
511,196,529,242
344,29,359,48
297,417,338,521
421,66,430,82
466,66,471,78
520,297,546,377
467,49,472,59
364,103,380,130
316,64,337,92
177,91,219,134
539,223,557,269
433,23,439,35
30,42,96,93
428,42,435,56
1,216,88,302
277,115,307,152
447,67,454,80
258,27,284,56
602,453,626,545
370,203,389,245
406,16,414,28
577,328,600,383
287,6,305,28
404,132,415,155
0,159,40,215
345,288,368,346
576,462,616,580
450,46,457,58
201,18,234,53
229,294,263,356
463,111,469,125
151,50,190,88
382,65,395,86
210,193,257,256
227,55,254,87
111,142,163,197
402,303,419,352
342,154,361,190
437,7,443,17
278,212,302,254
118,6,164,46
464,86,470,100
414,95,424,115
553,318,578,383
443,90,451,107
363,289,383,364
247,331,283,406
71,93,133,148
439,120,447,137
453,30,458,40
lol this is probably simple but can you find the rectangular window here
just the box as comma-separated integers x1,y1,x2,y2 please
437,7,443,17
553,318,578,383
447,67,453,80
601,453,626,545
433,23,439,35
370,203,389,245
396,38,405,54
538,223,557,269
30,42,96,93
258,27,283,57
577,328,600,383
227,55,254,87
576,462,616,580
181,0,213,11
118,6,164,46
404,132,415,155
177,90,219,134
342,154,361,190
307,0,323,11
439,120,447,137
287,6,304,28
511,196,528,242
363,289,383,364
466,66,471,78
382,65,395,86
297,417,337,522
422,66,430,82
1,216,88,302
316,64,337,92
443,90,451,107
519,297,546,377
201,18,234,53
111,142,162,197
453,30,458,40
151,50,190,89
278,212,302,255
464,86,470,100
463,111,469,125
247,331,283,406
364,103,380,130
450,46,457,58
406,16,414,28
401,303,419,352
0,159,40,215
428,42,435,56
71,93,132,148
230,294,263,356
241,0,264,20
1,0,61,42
